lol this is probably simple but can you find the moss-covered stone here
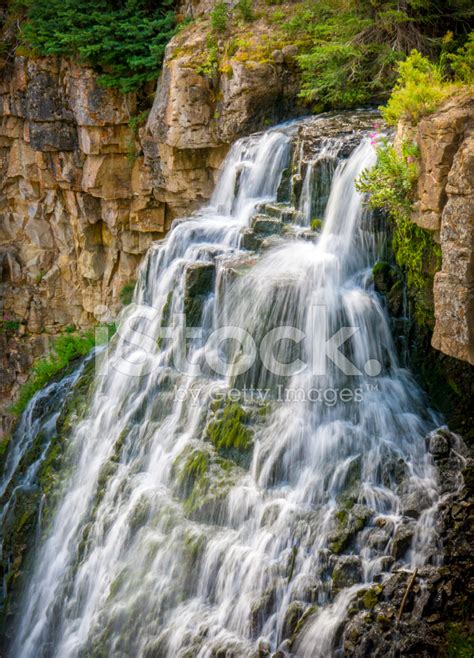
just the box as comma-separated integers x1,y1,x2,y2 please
206,401,252,453
172,443,242,520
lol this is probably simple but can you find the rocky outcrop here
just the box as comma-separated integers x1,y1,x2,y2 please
412,93,474,365
0,57,170,432
143,16,302,215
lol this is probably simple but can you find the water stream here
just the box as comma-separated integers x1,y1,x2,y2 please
4,114,442,658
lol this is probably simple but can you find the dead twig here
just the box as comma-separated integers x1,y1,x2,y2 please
397,567,418,625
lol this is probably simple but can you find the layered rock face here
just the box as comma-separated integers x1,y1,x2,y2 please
0,57,168,431
412,93,474,365
0,14,303,432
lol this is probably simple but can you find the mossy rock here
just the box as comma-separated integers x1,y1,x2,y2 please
329,503,372,554
206,400,254,468
241,228,264,251
360,584,383,609
172,443,242,521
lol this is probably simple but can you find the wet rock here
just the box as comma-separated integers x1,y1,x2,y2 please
241,228,263,251
391,523,415,559
251,215,283,236
367,528,390,551
400,490,432,519
250,587,276,638
183,262,215,325
429,429,451,458
282,600,305,638
29,120,78,151
261,203,304,225
257,637,271,657
332,555,363,591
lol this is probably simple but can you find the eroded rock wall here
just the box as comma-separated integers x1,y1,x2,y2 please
0,12,304,433
412,93,474,365
0,57,169,432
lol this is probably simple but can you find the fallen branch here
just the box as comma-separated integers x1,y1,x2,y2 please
397,567,418,625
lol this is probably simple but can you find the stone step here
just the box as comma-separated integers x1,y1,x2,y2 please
250,215,283,235
259,202,305,225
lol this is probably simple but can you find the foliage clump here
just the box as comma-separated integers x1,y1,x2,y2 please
210,1,228,33
15,0,177,93
357,139,441,325
381,50,458,125
11,326,114,416
294,0,472,111
235,0,255,23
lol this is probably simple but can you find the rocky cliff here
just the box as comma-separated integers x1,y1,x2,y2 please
0,9,304,435
412,92,474,367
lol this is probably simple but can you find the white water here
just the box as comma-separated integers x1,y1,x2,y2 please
10,118,441,658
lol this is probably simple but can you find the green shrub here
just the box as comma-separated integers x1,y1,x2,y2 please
197,35,220,77
210,1,228,33
18,0,177,93
381,50,457,125
119,280,136,306
448,31,474,83
446,624,474,658
295,0,471,111
1,319,21,333
235,0,255,22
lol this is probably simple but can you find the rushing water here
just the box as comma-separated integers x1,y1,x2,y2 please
6,115,442,657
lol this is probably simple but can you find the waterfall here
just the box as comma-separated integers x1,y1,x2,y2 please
5,115,441,658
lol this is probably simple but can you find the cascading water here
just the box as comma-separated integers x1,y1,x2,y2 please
5,114,443,658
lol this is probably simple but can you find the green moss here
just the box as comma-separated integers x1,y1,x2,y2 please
0,434,10,472
446,624,474,658
361,584,383,609
310,218,323,231
207,402,252,452
119,280,136,306
10,330,98,416
291,605,318,644
0,358,95,633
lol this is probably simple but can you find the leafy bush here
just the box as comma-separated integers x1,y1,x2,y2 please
210,1,228,33
18,0,177,93
196,35,220,77
448,31,474,83
1,319,21,333
381,50,457,125
357,139,441,324
235,0,255,22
